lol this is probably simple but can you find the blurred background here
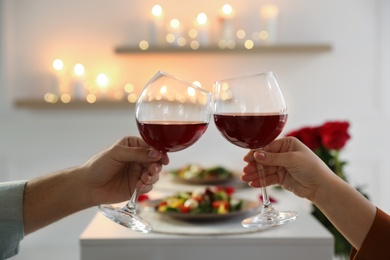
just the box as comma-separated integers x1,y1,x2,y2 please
1,0,389,259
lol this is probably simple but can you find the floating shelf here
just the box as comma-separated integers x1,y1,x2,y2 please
15,43,332,110
115,43,332,54
14,99,134,110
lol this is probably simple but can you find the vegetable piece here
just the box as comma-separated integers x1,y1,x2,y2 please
212,200,229,214
215,190,228,201
178,205,191,213
212,200,229,210
167,197,185,208
184,198,199,209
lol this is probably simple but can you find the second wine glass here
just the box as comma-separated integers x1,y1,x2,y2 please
213,71,298,228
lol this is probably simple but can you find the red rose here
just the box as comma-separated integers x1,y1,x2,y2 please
137,194,149,202
319,121,350,150
259,195,278,203
287,126,321,150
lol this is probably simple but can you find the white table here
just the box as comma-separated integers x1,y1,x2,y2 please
80,174,334,260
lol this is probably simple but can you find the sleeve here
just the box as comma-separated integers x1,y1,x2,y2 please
0,180,27,259
350,207,390,260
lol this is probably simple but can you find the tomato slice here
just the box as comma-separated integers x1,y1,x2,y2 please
178,205,191,213
159,201,168,206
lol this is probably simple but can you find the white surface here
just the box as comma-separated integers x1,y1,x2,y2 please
81,213,333,260
80,180,334,260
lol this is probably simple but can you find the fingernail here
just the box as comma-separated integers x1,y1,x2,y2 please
254,151,266,160
148,150,159,158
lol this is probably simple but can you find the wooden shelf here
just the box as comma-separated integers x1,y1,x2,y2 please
14,99,134,110
115,43,332,54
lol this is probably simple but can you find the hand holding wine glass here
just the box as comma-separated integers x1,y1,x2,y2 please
97,137,167,233
213,71,298,228
100,70,211,233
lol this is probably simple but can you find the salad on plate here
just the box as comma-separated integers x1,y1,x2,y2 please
155,186,243,215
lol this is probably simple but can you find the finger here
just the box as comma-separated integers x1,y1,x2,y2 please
241,163,260,182
253,150,292,168
116,137,170,165
146,165,161,181
111,145,164,164
139,184,153,194
140,172,159,185
140,162,162,175
243,150,255,163
249,174,280,188
241,171,258,182
137,163,161,185
159,153,170,165
242,165,278,182
243,162,258,174
117,136,150,149
148,163,162,174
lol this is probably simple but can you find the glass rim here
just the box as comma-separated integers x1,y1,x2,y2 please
214,71,276,84
144,70,211,95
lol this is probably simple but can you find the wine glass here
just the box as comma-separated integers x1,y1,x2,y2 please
213,71,298,228
135,71,211,153
99,70,212,233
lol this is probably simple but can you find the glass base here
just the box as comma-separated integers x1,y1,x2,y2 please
98,204,152,233
242,205,298,228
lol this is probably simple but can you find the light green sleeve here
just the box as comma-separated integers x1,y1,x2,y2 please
0,180,27,259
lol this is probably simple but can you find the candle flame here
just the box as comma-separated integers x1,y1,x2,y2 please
197,13,208,25
187,86,196,96
96,73,109,88
74,63,85,76
151,4,163,17
53,59,64,71
222,4,233,16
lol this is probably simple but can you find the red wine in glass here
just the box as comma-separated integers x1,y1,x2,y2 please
213,71,298,228
136,120,208,152
213,113,287,149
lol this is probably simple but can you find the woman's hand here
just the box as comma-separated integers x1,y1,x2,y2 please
241,137,332,201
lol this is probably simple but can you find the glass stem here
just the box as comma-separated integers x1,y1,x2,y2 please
255,151,272,208
261,188,272,208
124,187,139,214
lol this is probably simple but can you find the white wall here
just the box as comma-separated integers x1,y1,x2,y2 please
1,0,389,259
